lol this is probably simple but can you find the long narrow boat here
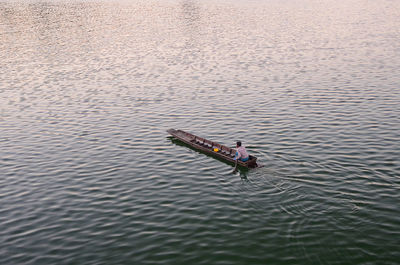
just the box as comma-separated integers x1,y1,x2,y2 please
167,129,258,168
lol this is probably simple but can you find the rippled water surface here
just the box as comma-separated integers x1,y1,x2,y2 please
1,0,400,264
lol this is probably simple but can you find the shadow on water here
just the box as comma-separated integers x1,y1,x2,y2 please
167,136,250,176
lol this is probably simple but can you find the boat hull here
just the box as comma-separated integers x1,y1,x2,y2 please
167,129,258,168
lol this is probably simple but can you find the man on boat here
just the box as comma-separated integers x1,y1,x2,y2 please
234,141,249,162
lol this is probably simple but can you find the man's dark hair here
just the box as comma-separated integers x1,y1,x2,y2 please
237,141,242,147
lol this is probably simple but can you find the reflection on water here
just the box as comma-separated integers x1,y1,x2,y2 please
1,0,400,264
180,0,201,28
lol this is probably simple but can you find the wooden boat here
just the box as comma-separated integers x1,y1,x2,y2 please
167,129,258,168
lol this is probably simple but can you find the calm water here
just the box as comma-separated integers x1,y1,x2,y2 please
1,0,400,264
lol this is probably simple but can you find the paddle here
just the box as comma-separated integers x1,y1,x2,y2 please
233,158,238,173
232,143,238,173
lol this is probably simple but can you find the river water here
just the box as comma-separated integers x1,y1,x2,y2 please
1,0,399,264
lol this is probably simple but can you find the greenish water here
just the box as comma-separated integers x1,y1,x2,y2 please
1,0,399,264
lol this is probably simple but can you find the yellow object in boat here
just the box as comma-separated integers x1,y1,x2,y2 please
214,148,219,152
